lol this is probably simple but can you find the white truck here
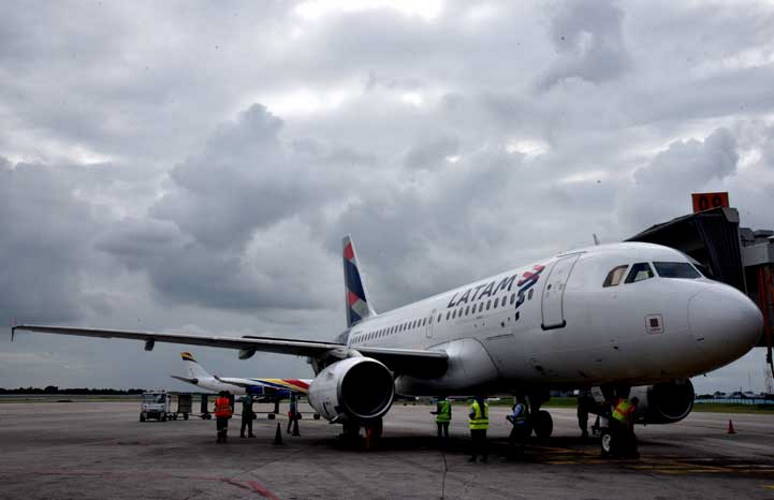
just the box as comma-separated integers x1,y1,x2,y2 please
139,391,174,422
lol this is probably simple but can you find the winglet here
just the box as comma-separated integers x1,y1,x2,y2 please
342,235,376,327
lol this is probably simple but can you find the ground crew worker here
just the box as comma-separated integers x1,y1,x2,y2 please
468,396,489,463
214,391,233,443
507,395,529,455
610,396,639,457
287,393,299,434
577,391,593,439
240,393,256,438
431,397,452,440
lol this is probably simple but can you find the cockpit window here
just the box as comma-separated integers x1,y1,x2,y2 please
653,261,701,279
603,265,629,287
625,262,654,283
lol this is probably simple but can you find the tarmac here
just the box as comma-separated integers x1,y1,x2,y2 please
1,401,773,499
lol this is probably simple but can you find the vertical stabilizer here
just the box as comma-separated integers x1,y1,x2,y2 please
342,235,376,327
181,352,213,380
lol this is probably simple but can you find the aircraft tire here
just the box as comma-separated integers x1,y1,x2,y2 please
313,413,321,420
600,428,613,457
533,410,553,439
140,412,146,422
268,413,276,420
184,414,189,420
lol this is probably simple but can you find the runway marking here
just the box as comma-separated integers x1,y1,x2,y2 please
222,478,282,500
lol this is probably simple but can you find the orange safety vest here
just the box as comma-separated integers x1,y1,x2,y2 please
214,397,233,418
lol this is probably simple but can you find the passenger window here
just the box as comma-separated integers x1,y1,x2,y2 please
446,311,450,320
528,289,534,300
510,294,515,305
486,300,491,310
438,314,442,322
465,305,470,315
603,265,629,287
625,262,654,283
479,303,484,313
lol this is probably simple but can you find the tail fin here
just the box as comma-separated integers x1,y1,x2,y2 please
342,235,376,327
181,352,213,380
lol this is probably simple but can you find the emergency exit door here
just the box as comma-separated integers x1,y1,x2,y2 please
541,254,581,330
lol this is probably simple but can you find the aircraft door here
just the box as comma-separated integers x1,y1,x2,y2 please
427,309,436,338
541,254,581,330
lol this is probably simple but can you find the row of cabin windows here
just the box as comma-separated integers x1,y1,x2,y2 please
603,261,701,287
353,288,534,344
354,315,434,343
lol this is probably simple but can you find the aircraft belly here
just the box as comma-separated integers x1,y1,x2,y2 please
395,337,499,395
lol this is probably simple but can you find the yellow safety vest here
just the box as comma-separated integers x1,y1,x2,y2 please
468,400,489,430
612,399,634,424
436,400,451,423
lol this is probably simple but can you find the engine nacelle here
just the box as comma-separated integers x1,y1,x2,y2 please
630,379,694,424
308,357,395,422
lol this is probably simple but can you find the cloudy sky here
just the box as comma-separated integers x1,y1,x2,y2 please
1,0,773,394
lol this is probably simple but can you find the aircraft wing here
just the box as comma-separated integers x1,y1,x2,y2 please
11,325,448,377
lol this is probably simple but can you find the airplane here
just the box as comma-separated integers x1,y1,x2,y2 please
13,236,762,453
171,351,312,417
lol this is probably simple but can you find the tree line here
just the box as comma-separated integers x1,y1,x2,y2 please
0,386,145,395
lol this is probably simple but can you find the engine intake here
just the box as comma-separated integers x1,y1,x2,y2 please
309,357,395,422
630,379,694,424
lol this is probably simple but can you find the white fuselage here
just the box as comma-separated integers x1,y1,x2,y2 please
345,242,762,395
187,376,250,395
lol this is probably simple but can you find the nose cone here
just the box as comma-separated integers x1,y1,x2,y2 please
688,285,762,363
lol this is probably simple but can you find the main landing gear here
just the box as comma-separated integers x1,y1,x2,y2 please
526,390,553,439
339,418,383,449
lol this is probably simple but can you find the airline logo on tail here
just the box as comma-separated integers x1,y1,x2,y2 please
343,235,375,327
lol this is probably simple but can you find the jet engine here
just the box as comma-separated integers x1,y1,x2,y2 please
308,357,395,422
629,379,694,424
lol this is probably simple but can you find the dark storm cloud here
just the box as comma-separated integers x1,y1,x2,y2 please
0,158,97,324
403,135,459,170
538,0,630,90
618,128,739,230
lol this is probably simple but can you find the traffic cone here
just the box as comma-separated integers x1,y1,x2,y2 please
292,417,300,437
727,419,736,434
273,422,283,445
